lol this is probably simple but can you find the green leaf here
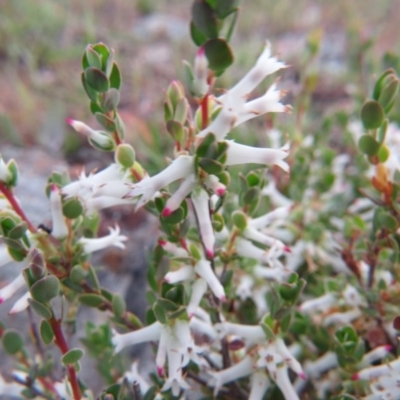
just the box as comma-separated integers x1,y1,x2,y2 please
62,197,83,219
373,209,398,232
70,264,88,284
378,144,390,163
92,43,111,71
162,207,185,225
79,293,105,308
232,211,247,230
2,329,24,355
61,348,84,365
152,301,167,324
243,187,260,204
8,222,27,240
198,158,224,174
101,88,120,112
112,294,126,318
84,67,110,93
373,69,395,101
30,275,60,304
215,0,240,18
109,62,122,89
166,120,184,142
196,133,216,158
27,298,52,319
190,21,208,46
358,135,380,156
40,320,54,345
90,101,103,115
115,144,135,168
361,100,385,130
95,113,117,132
204,39,234,72
81,73,98,103
191,1,218,39
85,45,102,70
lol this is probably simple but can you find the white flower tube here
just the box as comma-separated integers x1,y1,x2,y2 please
249,206,291,230
162,174,197,217
112,322,162,354
50,184,68,239
215,322,265,347
86,196,133,215
236,237,268,264
78,225,127,254
225,140,289,172
204,175,226,197
9,291,31,314
194,260,225,301
275,362,300,400
275,338,305,379
249,370,271,400
0,273,25,304
127,155,194,209
299,293,337,313
164,266,195,284
191,187,215,258
66,119,113,148
353,358,400,381
210,355,253,396
187,278,207,317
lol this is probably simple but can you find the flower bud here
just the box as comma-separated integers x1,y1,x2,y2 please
115,144,135,168
192,47,209,98
28,248,46,280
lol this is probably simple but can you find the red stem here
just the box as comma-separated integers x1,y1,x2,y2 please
201,93,209,130
0,182,36,233
50,318,81,400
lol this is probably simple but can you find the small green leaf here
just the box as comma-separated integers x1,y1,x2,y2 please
85,45,102,70
204,39,234,72
162,207,185,225
373,209,398,232
232,211,247,230
115,144,135,168
61,348,84,365
166,120,184,142
63,198,83,219
95,113,116,132
40,320,54,345
198,158,224,174
92,43,111,71
191,1,218,39
243,187,260,204
190,21,208,46
2,329,24,355
27,298,53,319
361,100,385,130
377,144,390,163
8,222,27,240
81,73,98,102
358,135,380,156
101,88,120,112
112,294,126,318
215,0,240,18
153,301,167,324
84,67,110,93
70,264,88,284
156,298,179,312
30,275,60,304
79,294,105,308
109,62,122,89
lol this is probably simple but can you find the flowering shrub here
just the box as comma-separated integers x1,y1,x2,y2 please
0,1,400,399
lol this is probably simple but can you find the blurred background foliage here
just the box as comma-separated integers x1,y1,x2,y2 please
0,0,399,170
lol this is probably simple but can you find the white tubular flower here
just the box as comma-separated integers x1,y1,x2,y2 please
191,188,215,258
162,174,197,217
189,316,217,343
236,237,269,264
275,362,300,400
127,155,194,209
158,240,188,257
124,362,152,397
0,374,24,397
197,42,286,141
204,175,226,197
162,346,190,396
298,293,337,313
210,355,253,396
243,227,289,253
9,291,31,314
304,352,338,380
275,338,305,379
112,321,162,354
0,273,25,304
187,278,207,317
225,140,289,172
254,265,290,282
323,308,362,327
359,345,392,368
229,42,285,98
262,181,294,207
66,119,113,148
192,47,209,97
78,225,127,254
236,275,254,301
0,245,13,268
50,184,68,239
194,260,225,300
214,322,265,347
353,358,400,381
94,181,132,198
249,206,292,230
164,266,195,284
86,196,133,215
249,370,271,400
